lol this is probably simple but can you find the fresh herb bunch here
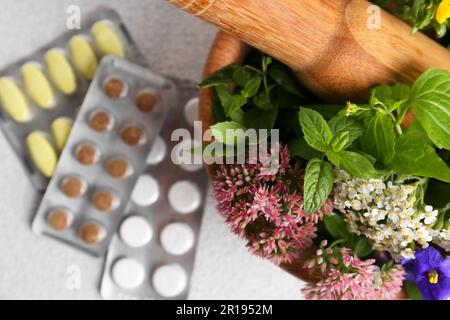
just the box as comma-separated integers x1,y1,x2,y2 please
201,52,450,300
198,51,341,144
374,0,450,42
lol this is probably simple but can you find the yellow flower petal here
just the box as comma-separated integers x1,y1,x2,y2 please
436,0,450,24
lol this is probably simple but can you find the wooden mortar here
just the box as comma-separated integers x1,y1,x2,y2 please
169,0,450,102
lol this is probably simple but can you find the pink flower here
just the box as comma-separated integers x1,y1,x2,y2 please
213,145,332,264
302,246,405,300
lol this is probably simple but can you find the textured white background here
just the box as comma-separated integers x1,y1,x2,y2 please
0,0,303,299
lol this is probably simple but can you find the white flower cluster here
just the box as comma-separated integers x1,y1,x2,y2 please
333,170,447,261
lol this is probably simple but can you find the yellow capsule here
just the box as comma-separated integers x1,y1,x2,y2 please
51,117,73,152
69,35,98,80
0,77,32,123
92,21,125,58
26,131,58,178
21,63,55,109
45,49,77,95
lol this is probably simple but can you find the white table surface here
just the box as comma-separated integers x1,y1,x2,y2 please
0,0,303,300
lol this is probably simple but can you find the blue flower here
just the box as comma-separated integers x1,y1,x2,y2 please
402,247,450,300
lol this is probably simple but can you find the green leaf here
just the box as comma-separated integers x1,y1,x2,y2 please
215,85,247,118
390,132,450,183
198,65,239,88
268,62,304,97
337,150,378,179
262,55,273,73
288,138,322,160
324,214,351,240
331,131,350,153
410,69,450,150
303,159,334,213
211,97,227,123
361,113,396,165
253,90,274,110
241,76,262,98
404,119,432,145
326,150,341,167
328,116,364,148
369,83,411,114
243,106,278,130
210,121,247,145
404,282,424,300
232,67,254,87
299,108,332,152
354,237,373,258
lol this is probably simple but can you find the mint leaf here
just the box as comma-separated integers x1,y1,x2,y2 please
268,62,305,97
253,90,273,110
215,85,247,118
370,83,410,112
241,76,262,98
304,159,334,213
198,65,239,88
328,116,364,148
354,237,373,258
243,106,278,130
390,132,450,183
326,150,341,167
210,121,247,145
288,138,322,160
232,67,254,87
299,108,332,152
324,214,351,240
361,113,396,165
337,150,378,179
331,131,350,152
410,69,450,150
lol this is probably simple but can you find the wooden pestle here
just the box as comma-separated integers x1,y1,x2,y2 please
169,0,450,102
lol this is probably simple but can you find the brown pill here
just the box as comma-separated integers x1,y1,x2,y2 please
89,111,111,132
61,176,86,198
136,91,156,113
92,190,117,212
80,223,105,244
104,77,125,99
121,126,144,146
105,158,130,179
75,144,98,165
48,210,72,231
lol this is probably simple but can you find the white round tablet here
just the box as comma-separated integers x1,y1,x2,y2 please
111,258,145,290
168,181,201,214
119,215,153,248
183,97,199,127
146,136,166,165
171,139,203,172
152,264,187,298
131,174,159,206
160,223,195,255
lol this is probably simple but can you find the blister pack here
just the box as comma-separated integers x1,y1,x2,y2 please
0,7,147,190
100,80,208,299
32,56,177,256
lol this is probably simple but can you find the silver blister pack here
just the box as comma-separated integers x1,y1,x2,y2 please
32,56,178,256
0,7,147,190
100,80,208,299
